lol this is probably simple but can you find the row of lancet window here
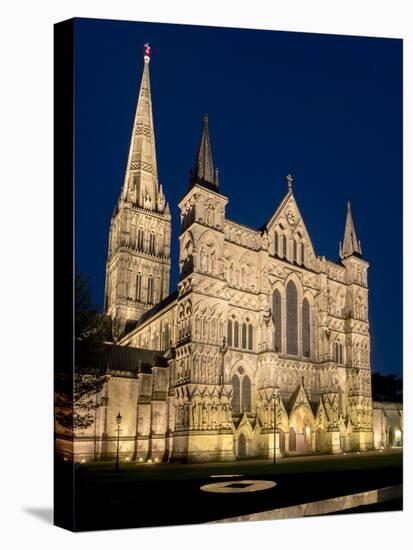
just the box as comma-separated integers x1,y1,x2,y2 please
272,281,311,357
136,229,156,254
274,231,305,264
135,273,154,304
231,374,251,414
227,320,254,350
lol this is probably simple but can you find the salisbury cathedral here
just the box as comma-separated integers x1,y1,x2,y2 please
57,48,403,463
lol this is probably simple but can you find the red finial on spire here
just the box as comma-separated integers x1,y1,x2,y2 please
144,43,151,61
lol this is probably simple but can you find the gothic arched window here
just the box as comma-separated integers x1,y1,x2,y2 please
227,320,233,346
334,342,343,364
301,242,305,265
147,275,154,304
231,375,240,414
149,232,155,254
302,298,311,358
242,323,247,349
136,272,142,301
137,229,144,250
234,321,239,348
282,235,287,259
286,281,298,355
248,324,253,350
293,239,297,262
273,289,282,352
242,376,251,413
274,231,279,256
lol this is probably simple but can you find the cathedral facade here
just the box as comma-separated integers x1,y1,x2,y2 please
60,48,378,463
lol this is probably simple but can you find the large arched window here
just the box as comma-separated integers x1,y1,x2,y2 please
231,375,240,414
273,289,282,352
302,298,311,358
227,320,233,346
242,376,251,412
286,281,298,355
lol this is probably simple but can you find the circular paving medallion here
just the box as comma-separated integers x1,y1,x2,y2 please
200,479,276,494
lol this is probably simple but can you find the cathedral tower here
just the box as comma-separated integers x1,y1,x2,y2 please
173,115,234,462
340,201,373,450
104,45,171,339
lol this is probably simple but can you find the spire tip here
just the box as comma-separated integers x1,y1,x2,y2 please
144,43,151,63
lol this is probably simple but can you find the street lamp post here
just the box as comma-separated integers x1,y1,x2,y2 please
115,411,123,471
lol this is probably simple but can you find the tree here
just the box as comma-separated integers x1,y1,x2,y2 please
55,270,109,430
371,372,403,403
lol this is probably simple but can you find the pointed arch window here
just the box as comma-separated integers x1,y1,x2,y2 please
302,298,311,358
234,321,239,348
136,272,142,301
273,289,282,352
227,320,233,346
301,242,305,265
248,324,253,350
293,239,297,262
274,231,279,256
231,375,241,414
282,235,287,259
149,232,156,254
334,342,344,364
286,281,298,355
137,228,144,250
147,275,154,304
241,376,251,413
241,323,247,349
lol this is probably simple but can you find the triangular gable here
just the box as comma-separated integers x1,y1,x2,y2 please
265,190,316,256
288,380,313,416
234,412,254,433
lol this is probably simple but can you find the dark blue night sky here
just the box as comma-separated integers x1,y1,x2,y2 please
74,18,402,376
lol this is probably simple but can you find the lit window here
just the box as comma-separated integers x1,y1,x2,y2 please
302,298,310,358
286,281,298,355
136,273,141,301
273,290,282,352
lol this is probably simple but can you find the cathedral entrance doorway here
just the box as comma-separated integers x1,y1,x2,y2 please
237,433,247,458
288,427,296,452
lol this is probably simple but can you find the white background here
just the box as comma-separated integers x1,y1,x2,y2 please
0,0,411,548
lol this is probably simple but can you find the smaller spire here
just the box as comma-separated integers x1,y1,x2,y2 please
286,174,293,191
189,114,216,191
340,201,362,259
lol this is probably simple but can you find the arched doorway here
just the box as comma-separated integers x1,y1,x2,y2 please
238,433,247,458
289,427,296,452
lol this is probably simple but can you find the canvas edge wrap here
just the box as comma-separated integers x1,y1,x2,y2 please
54,18,76,532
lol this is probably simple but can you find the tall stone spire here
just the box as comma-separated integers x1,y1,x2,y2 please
122,43,165,212
340,201,362,259
105,44,171,339
189,114,218,191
